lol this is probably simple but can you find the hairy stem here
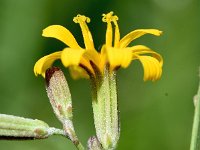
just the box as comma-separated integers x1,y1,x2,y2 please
190,70,200,150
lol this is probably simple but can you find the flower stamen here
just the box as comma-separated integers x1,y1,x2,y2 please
113,20,120,48
73,15,94,50
102,12,120,48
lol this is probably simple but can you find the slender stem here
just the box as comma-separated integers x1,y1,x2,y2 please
49,127,85,150
190,71,200,150
77,143,85,150
49,126,84,150
63,119,85,150
48,127,65,136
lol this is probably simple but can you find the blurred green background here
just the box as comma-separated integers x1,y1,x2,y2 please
0,0,199,149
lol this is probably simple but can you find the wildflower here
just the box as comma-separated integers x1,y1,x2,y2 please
34,11,163,149
34,12,162,81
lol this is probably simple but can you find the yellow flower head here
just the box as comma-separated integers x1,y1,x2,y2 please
34,11,163,81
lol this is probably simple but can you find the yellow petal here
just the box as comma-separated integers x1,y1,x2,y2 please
131,45,163,67
61,48,97,77
131,45,154,53
42,25,81,49
119,29,162,48
134,55,162,81
61,48,95,78
34,51,61,78
83,49,101,70
61,48,85,67
69,66,89,79
106,47,132,70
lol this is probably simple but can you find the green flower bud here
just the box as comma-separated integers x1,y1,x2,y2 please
45,67,84,149
0,114,54,139
45,67,72,122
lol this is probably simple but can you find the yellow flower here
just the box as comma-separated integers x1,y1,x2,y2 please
34,11,164,149
34,11,163,81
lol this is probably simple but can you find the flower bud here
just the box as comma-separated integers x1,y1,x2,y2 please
45,67,72,122
0,114,53,139
45,67,82,147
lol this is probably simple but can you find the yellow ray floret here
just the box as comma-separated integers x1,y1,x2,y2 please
61,48,85,67
42,25,81,49
106,47,132,70
34,51,61,77
34,11,163,81
136,55,162,81
119,29,162,48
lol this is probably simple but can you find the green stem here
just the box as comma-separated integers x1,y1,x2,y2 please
50,126,84,150
77,143,85,150
63,119,85,150
190,72,200,150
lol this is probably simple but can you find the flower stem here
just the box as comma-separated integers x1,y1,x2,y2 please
77,143,85,150
62,119,85,150
190,70,200,150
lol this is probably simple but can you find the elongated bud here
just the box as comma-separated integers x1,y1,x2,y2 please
45,67,72,122
0,114,64,140
45,67,84,148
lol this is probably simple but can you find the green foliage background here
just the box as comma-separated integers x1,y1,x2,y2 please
0,0,199,149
